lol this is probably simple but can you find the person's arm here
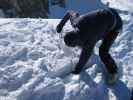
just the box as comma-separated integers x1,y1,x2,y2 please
72,45,93,74
56,10,79,33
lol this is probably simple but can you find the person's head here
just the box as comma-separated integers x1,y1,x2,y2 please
64,31,81,47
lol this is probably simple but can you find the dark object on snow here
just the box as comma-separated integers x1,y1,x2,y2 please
56,7,123,75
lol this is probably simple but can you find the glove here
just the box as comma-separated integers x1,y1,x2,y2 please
72,67,81,74
72,70,80,74
56,24,63,33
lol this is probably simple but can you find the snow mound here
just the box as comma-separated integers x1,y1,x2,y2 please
101,0,133,12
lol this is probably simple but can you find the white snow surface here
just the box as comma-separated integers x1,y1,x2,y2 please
101,0,133,12
0,1,133,100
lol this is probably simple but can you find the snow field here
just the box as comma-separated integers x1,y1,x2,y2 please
0,7,133,99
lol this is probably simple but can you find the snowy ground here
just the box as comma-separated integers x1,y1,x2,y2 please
101,0,133,12
0,1,133,100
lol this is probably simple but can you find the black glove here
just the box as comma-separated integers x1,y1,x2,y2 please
72,70,80,74
72,67,82,74
56,24,63,33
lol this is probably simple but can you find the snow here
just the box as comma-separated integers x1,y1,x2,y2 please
0,0,133,100
101,0,133,12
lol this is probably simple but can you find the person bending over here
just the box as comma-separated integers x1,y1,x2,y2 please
56,8,123,84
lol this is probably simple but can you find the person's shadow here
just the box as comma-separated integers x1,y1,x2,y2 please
80,70,131,100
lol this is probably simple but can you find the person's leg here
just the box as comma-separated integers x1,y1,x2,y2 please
99,31,119,74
